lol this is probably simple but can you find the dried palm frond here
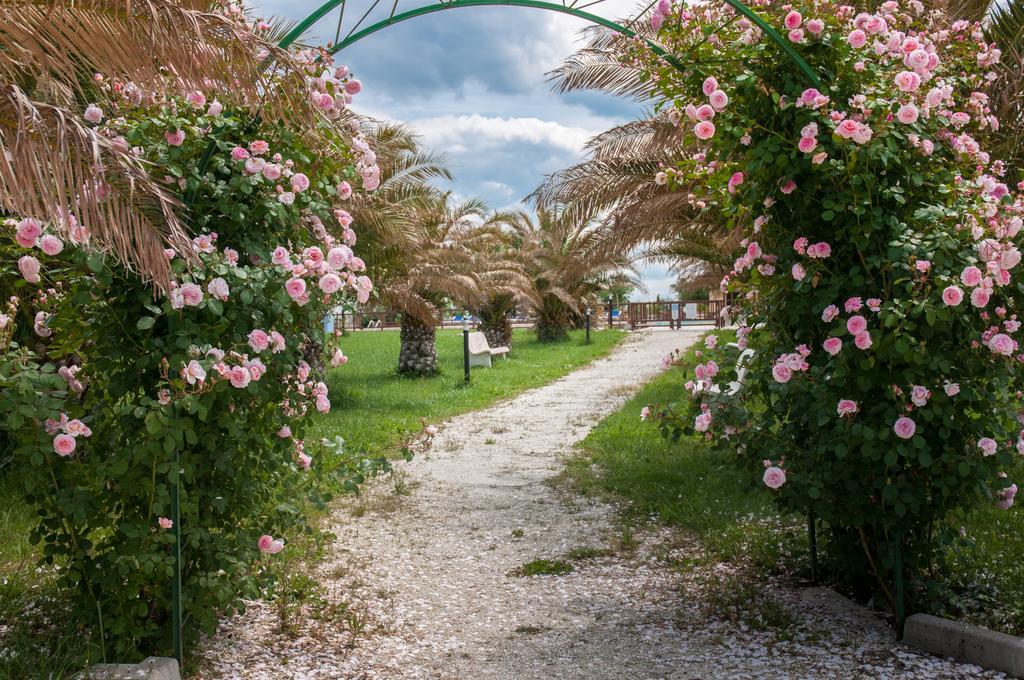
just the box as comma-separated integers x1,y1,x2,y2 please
0,85,189,286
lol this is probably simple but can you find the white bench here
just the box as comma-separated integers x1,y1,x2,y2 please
468,331,509,368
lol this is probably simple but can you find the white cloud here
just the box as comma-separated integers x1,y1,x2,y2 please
480,180,516,197
411,113,595,154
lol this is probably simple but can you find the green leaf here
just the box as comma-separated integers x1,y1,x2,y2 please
136,317,156,330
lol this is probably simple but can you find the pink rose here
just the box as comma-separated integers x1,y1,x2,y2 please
231,146,250,161
897,103,919,124
291,173,310,193
978,437,997,456
693,121,716,140
640,406,651,421
709,90,729,110
84,104,103,124
39,234,64,256
911,385,930,407
53,433,76,456
229,365,251,389
792,263,806,281
961,266,984,287
15,218,42,247
271,246,290,267
165,129,185,146
798,136,817,153
846,315,868,335
763,466,787,489
319,273,342,294
866,298,881,312
330,349,348,367
944,382,960,397
807,18,824,34
18,255,41,283
822,304,840,322
988,333,1015,356
784,10,802,29
848,29,867,48
249,140,269,155
772,364,793,383
207,101,223,117
854,331,872,350
207,277,229,301
837,399,858,416
970,287,991,308
344,79,362,95
694,412,712,432
258,534,283,553
244,157,265,174
183,360,206,385
179,282,203,307
823,337,843,356
285,277,307,300
702,77,719,96
264,163,285,181
158,517,173,530
248,329,271,352
894,416,917,439
277,426,292,438
844,297,863,313
895,71,922,92
337,181,353,200
942,286,964,306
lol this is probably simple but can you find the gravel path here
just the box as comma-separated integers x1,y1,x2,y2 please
200,329,1005,680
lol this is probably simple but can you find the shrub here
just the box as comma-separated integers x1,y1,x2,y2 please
0,64,384,657
631,0,1023,612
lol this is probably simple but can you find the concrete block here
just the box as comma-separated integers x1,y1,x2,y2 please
83,656,180,680
904,613,1024,678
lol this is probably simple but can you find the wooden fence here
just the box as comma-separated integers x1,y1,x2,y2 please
626,300,726,329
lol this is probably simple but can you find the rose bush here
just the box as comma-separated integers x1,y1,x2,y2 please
632,0,1023,610
0,50,386,656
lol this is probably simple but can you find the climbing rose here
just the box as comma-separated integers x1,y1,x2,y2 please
847,29,867,48
897,103,920,124
821,304,840,322
15,218,41,247
971,287,991,308
291,173,310,193
894,417,917,439
854,331,872,350
337,181,353,199
989,333,1015,356
942,286,964,306
823,337,843,356
179,283,203,307
694,121,716,140
229,365,251,389
772,364,793,383
837,399,858,416
285,277,307,300
53,434,76,456
978,438,998,456
158,517,173,530
207,277,229,301
846,315,867,335
944,382,960,396
165,129,185,146
319,273,342,294
257,535,284,554
277,426,292,438
248,329,270,352
183,360,206,385
694,412,712,432
39,234,63,256
640,406,651,421
961,266,984,287
763,466,786,489
18,255,41,283
84,104,103,123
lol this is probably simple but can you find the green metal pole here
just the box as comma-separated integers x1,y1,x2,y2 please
894,532,905,638
170,447,183,663
807,509,818,585
275,0,822,88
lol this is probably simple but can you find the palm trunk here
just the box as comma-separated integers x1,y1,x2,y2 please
482,318,513,349
398,317,438,376
535,317,568,342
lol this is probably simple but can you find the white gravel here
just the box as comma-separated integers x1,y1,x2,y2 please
198,329,1006,680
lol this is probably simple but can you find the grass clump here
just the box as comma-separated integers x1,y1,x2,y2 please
510,559,574,577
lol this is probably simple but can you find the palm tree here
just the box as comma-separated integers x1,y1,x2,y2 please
540,28,741,292
500,208,635,342
0,0,323,287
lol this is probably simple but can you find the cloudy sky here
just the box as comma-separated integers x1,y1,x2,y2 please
253,0,675,298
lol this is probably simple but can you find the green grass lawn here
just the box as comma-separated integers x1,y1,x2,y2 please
564,328,1024,636
316,327,624,454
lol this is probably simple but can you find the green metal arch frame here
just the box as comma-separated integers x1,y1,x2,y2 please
277,0,822,87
